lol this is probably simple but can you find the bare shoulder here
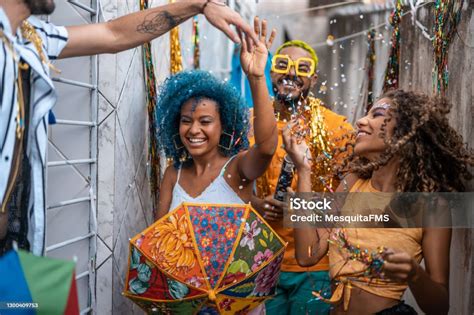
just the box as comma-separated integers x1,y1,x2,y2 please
157,165,179,219
163,164,178,185
224,152,250,183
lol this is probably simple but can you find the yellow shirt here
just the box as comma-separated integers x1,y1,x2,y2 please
250,99,354,272
318,178,423,310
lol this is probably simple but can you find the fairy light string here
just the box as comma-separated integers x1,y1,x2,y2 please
139,0,161,216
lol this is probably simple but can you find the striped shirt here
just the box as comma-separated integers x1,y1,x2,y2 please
0,8,68,255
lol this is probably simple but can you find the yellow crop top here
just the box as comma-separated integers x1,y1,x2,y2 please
314,179,423,310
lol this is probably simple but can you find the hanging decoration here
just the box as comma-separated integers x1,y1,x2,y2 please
383,0,403,91
20,21,60,73
255,96,353,197
290,97,353,193
169,0,183,74
365,29,376,112
140,0,160,216
192,16,200,69
432,0,465,95
306,98,337,192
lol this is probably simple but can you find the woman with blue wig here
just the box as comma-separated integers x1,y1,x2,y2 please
155,18,278,221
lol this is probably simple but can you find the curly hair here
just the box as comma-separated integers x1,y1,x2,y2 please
154,70,250,168
347,89,473,192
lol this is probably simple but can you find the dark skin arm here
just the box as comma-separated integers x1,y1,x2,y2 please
293,167,331,266
60,0,258,58
156,165,177,220
383,228,451,314
282,125,360,266
282,125,330,266
234,18,278,181
383,195,451,314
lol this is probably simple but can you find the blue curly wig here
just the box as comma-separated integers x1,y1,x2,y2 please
155,70,250,168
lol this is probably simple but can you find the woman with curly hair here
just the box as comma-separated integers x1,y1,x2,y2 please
155,19,277,222
287,90,473,314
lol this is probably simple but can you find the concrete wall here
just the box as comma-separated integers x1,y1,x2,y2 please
398,3,473,315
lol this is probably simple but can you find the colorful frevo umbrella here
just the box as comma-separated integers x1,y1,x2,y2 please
0,249,79,315
123,203,286,314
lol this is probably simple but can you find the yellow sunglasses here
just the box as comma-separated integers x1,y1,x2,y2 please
271,54,316,77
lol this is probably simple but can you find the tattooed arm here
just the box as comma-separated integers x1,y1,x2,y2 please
60,0,257,58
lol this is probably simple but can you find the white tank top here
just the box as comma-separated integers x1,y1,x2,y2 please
168,155,245,211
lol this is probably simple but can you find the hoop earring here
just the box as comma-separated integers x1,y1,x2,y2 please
179,150,190,163
173,134,184,150
218,132,234,151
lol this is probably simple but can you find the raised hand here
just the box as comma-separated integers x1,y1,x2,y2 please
240,17,276,78
282,121,313,171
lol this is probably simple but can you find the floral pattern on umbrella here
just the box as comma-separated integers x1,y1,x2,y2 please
123,203,286,314
220,250,284,298
133,205,208,289
219,211,284,290
187,205,245,287
126,246,206,301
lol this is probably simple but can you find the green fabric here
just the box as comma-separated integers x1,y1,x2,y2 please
18,250,75,315
265,271,331,315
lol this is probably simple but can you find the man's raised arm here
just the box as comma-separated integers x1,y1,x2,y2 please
59,0,257,58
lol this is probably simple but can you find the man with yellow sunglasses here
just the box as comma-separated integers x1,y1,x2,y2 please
271,54,316,78
249,40,354,315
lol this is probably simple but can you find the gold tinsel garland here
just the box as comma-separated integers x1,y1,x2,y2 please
255,97,345,197
21,21,60,73
304,97,337,192
169,0,183,74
